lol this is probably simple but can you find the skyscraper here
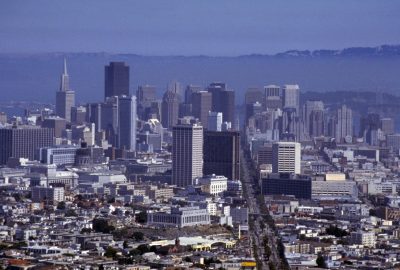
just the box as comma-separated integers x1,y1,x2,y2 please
272,142,301,174
303,100,324,137
245,87,263,123
161,90,180,129
185,84,202,104
207,82,235,123
207,112,223,131
191,91,212,127
172,123,203,187
104,62,130,100
56,58,75,122
264,85,282,110
0,126,54,164
282,85,300,114
136,85,157,120
203,130,240,180
118,95,137,151
335,105,353,143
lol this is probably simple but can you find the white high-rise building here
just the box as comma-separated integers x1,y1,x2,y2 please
207,111,222,131
335,105,353,143
118,95,137,151
56,58,75,122
282,85,300,114
264,85,282,110
172,123,203,187
272,142,301,174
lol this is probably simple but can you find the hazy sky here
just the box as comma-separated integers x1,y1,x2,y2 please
1,0,400,56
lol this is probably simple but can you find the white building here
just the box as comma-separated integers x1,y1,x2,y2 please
282,84,300,113
199,174,228,195
32,186,65,203
118,95,137,151
272,142,301,174
147,206,210,228
350,231,376,247
312,180,358,199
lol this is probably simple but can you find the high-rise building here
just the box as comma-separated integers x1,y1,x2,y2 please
272,141,301,174
264,85,282,110
104,62,130,100
0,126,54,164
55,59,75,122
161,90,180,129
303,100,324,137
207,112,223,131
309,109,324,137
191,91,212,127
207,83,235,123
118,95,137,151
137,85,157,120
185,85,202,104
244,87,263,124
203,130,240,180
41,117,67,138
172,123,203,187
380,118,395,135
282,85,300,114
245,87,263,105
168,80,182,99
71,106,87,125
335,105,353,143
101,96,119,146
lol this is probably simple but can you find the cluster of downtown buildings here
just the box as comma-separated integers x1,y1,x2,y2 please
1,59,400,269
244,83,400,268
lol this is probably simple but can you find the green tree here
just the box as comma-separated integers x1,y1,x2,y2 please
104,246,117,258
316,254,327,268
135,211,147,224
57,201,66,210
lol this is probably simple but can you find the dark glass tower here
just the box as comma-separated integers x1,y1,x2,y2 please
203,130,240,180
104,62,130,100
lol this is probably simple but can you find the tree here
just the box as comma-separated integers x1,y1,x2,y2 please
132,231,144,241
135,211,147,224
316,254,327,268
57,201,66,210
93,218,115,233
104,246,117,258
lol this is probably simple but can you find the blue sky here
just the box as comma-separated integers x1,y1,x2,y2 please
1,0,399,56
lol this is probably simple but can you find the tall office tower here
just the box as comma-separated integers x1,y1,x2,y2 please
185,84,202,104
0,126,54,164
104,62,130,100
335,105,353,143
172,123,203,187
71,106,87,125
264,85,282,110
309,109,324,137
161,90,180,129
136,85,157,120
101,97,119,146
245,87,263,124
303,100,324,136
168,80,182,98
245,87,263,105
208,112,223,131
203,130,240,180
282,85,300,114
118,95,137,151
191,91,212,127
380,118,394,135
55,59,75,122
272,141,301,174
87,103,102,132
41,117,67,138
360,113,380,145
207,82,235,123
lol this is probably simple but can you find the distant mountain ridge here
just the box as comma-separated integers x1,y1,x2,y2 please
0,44,399,103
